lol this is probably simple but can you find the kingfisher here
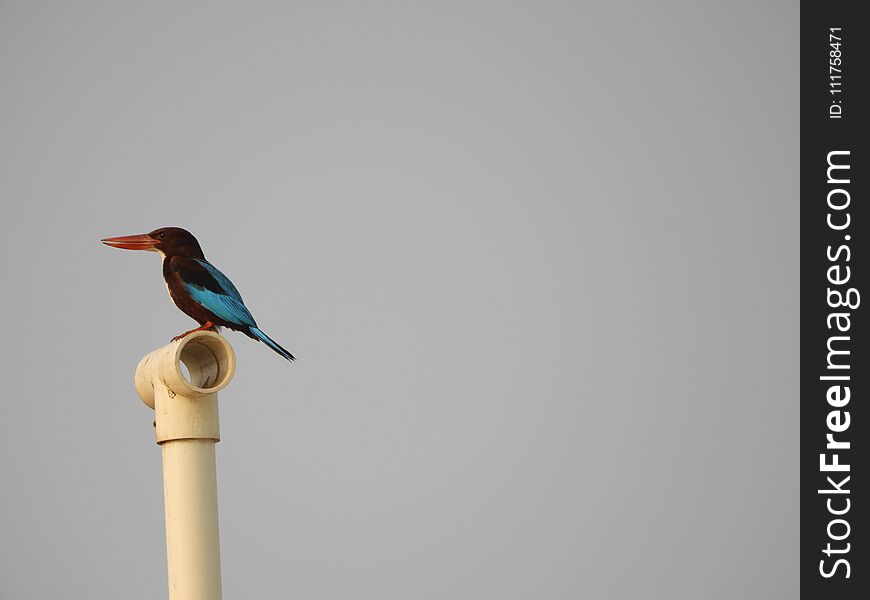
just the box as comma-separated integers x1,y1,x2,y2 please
102,227,295,361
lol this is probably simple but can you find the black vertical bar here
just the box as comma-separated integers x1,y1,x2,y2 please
802,2,869,597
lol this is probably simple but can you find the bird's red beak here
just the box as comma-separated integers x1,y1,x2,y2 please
101,233,159,251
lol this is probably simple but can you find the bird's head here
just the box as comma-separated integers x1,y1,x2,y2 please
101,227,205,258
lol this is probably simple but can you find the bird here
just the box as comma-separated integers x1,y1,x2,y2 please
102,227,295,361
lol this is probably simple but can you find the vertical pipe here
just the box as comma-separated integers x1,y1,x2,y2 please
135,331,236,600
162,439,222,599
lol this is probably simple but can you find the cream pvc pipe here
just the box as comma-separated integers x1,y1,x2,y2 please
135,330,236,600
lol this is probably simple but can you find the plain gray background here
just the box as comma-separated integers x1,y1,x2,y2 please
0,1,798,598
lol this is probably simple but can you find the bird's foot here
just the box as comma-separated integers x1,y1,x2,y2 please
171,321,216,342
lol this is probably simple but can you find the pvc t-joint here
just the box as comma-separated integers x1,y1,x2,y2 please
134,330,236,443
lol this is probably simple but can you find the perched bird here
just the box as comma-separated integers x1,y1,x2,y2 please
102,227,295,361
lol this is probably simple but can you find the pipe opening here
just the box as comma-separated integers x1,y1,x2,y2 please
177,335,234,392
179,361,192,382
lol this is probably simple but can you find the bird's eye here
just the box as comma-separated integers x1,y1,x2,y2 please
158,232,166,240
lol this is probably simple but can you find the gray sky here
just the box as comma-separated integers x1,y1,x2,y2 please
0,1,798,598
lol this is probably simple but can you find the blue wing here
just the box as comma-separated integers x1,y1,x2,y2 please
192,259,243,300
179,259,257,327
185,285,257,327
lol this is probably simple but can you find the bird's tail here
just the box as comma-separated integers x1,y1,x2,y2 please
248,326,295,361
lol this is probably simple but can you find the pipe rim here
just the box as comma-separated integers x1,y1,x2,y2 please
171,330,236,395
